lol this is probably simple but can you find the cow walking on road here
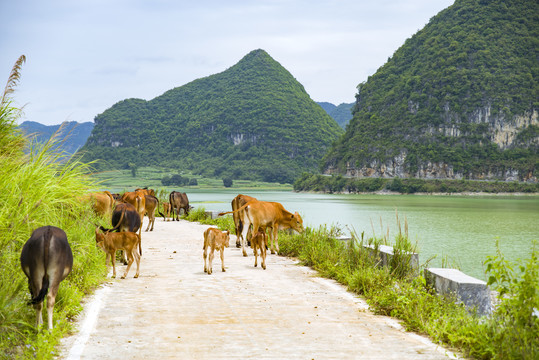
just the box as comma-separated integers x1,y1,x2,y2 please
20,226,73,330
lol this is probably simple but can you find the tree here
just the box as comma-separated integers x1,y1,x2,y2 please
128,162,138,177
223,177,233,187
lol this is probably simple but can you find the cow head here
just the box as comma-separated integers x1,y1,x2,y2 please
224,230,230,248
95,227,106,249
290,212,304,233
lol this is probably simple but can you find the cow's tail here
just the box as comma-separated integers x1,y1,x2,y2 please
30,227,52,305
99,207,126,233
218,201,251,217
150,195,166,220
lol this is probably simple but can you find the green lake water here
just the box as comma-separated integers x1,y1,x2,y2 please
185,190,538,281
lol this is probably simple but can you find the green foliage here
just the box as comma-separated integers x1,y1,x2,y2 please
222,177,233,188
323,0,538,181
0,58,106,359
483,241,539,359
80,49,343,184
294,173,539,193
183,207,235,233
161,174,197,186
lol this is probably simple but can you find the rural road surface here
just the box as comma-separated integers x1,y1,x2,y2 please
59,218,457,359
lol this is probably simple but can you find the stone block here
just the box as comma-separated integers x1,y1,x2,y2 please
364,244,419,273
424,268,492,316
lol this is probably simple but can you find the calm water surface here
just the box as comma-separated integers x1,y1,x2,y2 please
187,190,539,280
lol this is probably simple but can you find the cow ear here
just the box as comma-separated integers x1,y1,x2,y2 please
226,230,230,235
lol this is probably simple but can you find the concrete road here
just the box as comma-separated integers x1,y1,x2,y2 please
59,219,458,359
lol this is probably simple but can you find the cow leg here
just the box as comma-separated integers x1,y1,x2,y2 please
203,246,208,273
236,221,243,248
46,284,60,330
261,236,267,269
145,218,151,232
208,248,214,275
220,248,226,272
111,252,117,278
149,216,155,231
34,302,43,328
133,249,140,278
270,227,279,254
240,224,249,257
122,251,134,279
253,243,258,267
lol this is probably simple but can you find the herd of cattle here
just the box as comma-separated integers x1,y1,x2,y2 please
19,189,304,330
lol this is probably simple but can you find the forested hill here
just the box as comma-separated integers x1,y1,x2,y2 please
317,102,354,129
80,49,343,183
323,0,538,182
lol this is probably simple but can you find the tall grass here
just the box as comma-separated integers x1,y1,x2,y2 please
0,57,106,359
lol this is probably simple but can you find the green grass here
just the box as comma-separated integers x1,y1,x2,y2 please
0,142,108,359
89,166,293,193
1,58,107,359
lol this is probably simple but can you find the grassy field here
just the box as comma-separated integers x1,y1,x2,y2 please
89,167,293,193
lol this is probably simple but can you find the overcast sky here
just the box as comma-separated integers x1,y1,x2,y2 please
1,0,454,126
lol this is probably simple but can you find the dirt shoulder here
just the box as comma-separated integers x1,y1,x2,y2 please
59,219,457,359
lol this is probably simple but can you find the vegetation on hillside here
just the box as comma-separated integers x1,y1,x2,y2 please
317,101,354,129
0,57,106,359
80,49,343,184
294,173,539,194
323,0,538,181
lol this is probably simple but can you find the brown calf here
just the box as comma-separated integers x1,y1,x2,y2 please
251,229,267,270
95,228,141,279
163,202,171,221
203,228,230,274
144,195,165,231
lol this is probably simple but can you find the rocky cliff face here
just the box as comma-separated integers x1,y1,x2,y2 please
321,0,538,183
324,108,538,182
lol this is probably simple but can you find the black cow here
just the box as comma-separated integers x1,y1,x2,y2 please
20,226,73,330
169,191,191,221
100,202,142,261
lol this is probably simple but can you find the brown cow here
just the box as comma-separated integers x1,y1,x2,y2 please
231,194,257,248
144,195,165,231
85,191,115,217
163,202,171,221
135,188,155,196
169,191,191,221
203,227,230,274
251,229,267,270
20,226,73,330
95,228,140,279
219,200,304,256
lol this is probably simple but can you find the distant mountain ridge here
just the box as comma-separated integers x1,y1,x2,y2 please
80,49,343,183
19,121,94,154
323,0,538,182
317,102,354,129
